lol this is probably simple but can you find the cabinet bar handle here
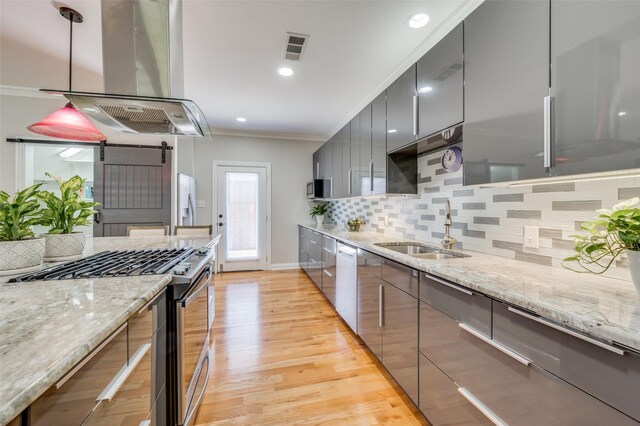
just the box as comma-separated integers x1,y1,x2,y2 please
543,95,553,168
457,387,508,426
428,274,473,296
507,306,625,355
348,169,352,195
459,323,531,366
56,323,127,389
316,162,320,178
379,284,385,328
412,95,418,136
323,269,333,278
369,162,374,192
329,177,333,199
97,342,151,401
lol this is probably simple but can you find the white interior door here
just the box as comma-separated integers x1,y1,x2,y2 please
216,165,268,272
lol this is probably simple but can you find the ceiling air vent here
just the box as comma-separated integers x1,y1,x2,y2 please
283,32,310,61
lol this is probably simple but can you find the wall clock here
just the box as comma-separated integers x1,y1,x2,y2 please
441,146,463,172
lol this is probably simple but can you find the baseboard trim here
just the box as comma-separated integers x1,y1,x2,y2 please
270,263,300,271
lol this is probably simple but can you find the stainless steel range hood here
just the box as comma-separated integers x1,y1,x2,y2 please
53,0,210,138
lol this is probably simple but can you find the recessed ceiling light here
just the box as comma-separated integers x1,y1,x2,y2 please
387,129,398,134
619,111,627,116
236,117,247,122
418,86,433,94
58,147,83,158
408,13,429,29
278,67,294,77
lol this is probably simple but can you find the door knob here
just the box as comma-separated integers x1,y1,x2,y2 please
219,214,223,218
218,222,224,226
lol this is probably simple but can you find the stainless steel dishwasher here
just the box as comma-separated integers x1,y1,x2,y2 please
336,243,358,333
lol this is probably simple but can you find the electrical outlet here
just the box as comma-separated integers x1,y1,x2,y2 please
523,226,540,249
197,200,205,208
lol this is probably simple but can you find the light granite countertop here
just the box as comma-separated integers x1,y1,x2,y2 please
0,236,216,425
300,223,640,352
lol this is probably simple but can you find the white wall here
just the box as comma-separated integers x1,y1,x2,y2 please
189,134,322,267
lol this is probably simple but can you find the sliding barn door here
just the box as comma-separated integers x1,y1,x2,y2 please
93,145,172,237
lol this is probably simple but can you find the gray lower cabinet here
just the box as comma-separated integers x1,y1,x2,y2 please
417,22,464,139
381,281,418,405
357,249,383,359
418,353,492,426
307,232,323,289
551,0,640,176
493,301,640,422
386,65,417,153
31,325,128,426
419,273,638,425
463,0,550,185
321,235,336,306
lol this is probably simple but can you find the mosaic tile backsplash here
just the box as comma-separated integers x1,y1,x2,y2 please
327,150,640,282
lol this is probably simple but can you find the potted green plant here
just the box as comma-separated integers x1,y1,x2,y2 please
38,173,99,261
0,183,46,275
309,202,329,226
563,197,640,292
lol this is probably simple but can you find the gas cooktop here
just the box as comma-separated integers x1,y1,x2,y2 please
8,247,210,283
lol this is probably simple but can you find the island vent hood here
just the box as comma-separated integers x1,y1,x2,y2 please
47,0,210,138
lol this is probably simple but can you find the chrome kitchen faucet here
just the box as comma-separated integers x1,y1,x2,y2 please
441,199,457,250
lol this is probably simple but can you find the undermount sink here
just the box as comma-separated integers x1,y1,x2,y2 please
374,242,470,259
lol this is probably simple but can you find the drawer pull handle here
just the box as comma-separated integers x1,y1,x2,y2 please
428,275,473,296
460,323,531,366
379,284,385,327
97,342,151,401
56,323,127,389
506,307,625,356
457,387,508,426
323,269,333,278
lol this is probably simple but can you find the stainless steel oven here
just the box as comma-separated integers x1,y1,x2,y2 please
175,265,211,426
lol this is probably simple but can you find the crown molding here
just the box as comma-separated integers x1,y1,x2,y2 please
326,0,484,139
211,127,327,143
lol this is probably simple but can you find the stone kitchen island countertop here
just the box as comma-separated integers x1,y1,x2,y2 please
0,235,217,425
300,224,640,353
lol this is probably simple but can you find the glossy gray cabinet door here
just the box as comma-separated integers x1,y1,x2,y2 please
340,123,351,197
349,116,361,197
463,0,550,185
357,249,382,359
551,1,640,176
313,149,321,179
359,104,373,196
371,92,387,195
322,236,337,306
417,22,464,139
382,283,418,405
330,135,342,199
386,65,417,153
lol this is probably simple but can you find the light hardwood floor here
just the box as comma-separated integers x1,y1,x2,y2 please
195,269,428,425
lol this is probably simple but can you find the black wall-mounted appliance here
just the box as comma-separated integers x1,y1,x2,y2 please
307,179,331,199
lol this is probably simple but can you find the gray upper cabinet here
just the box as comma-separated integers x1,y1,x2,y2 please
551,1,640,176
331,135,343,199
349,115,361,197
386,65,417,153
313,149,321,179
337,123,351,198
463,0,550,185
371,92,387,195
417,22,464,139
359,104,373,196
321,142,332,184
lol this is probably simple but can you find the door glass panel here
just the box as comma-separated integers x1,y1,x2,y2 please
225,172,259,260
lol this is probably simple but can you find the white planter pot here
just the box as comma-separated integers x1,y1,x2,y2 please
0,238,45,276
628,250,640,293
43,232,86,262
315,214,325,226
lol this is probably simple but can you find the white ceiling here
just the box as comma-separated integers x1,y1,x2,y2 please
182,0,473,140
0,0,476,142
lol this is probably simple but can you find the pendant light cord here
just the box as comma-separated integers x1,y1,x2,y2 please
69,16,73,91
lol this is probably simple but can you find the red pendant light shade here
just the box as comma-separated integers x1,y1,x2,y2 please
27,7,107,142
27,102,106,142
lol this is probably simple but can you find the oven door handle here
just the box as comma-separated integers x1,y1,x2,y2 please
180,267,211,308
